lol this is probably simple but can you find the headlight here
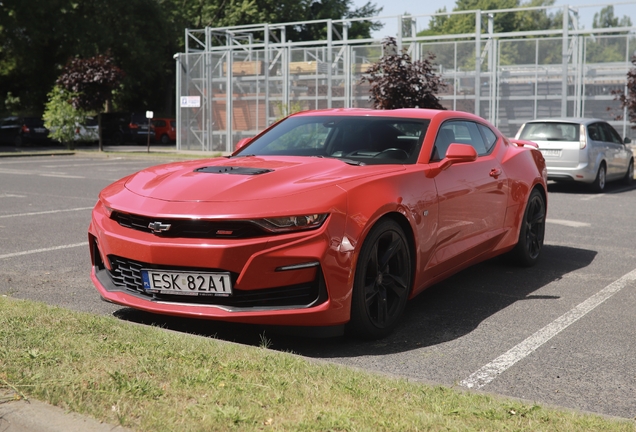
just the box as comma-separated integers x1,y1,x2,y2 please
99,200,114,217
254,214,328,233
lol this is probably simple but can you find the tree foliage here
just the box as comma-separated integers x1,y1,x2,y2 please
613,56,636,126
56,54,125,113
42,87,89,150
0,0,381,116
593,5,632,29
420,0,558,37
361,37,446,110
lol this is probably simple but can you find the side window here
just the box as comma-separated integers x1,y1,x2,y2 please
432,120,487,161
600,123,623,144
588,123,602,141
478,124,498,154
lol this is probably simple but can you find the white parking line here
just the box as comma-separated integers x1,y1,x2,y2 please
39,173,85,178
0,168,84,178
459,268,636,390
0,242,87,260
0,207,93,219
546,218,591,228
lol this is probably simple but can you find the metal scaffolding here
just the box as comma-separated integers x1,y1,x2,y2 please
175,2,636,152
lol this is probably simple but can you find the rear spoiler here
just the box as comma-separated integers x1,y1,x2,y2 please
509,138,539,149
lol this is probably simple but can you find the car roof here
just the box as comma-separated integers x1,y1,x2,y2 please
524,118,605,125
289,108,486,123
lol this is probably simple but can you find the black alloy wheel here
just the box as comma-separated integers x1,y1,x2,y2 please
509,188,546,267
348,219,411,339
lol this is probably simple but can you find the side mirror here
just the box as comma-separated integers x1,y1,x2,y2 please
425,143,478,178
234,137,252,152
444,143,478,164
624,137,631,144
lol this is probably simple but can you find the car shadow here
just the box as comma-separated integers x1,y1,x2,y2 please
114,244,596,357
548,180,636,194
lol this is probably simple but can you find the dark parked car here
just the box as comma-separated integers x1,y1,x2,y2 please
100,112,155,144
0,116,51,146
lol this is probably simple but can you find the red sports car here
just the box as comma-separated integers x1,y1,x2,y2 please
89,108,547,339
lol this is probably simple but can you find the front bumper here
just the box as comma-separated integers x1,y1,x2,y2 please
88,203,353,327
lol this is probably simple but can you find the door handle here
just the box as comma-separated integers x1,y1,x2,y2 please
489,168,502,178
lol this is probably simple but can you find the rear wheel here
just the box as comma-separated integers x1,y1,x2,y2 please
591,163,606,192
13,135,23,147
160,134,170,145
508,188,545,267
347,219,411,339
623,159,634,186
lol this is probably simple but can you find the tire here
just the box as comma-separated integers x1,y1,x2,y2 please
591,163,606,192
347,219,412,339
160,134,170,145
623,159,634,186
508,188,545,267
13,135,23,147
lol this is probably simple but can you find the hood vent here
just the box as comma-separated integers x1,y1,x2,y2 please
194,166,273,175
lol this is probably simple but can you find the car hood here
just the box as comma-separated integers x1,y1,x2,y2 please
124,156,404,202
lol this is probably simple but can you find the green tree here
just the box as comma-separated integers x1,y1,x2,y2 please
593,5,632,29
361,37,446,110
1,0,382,117
157,0,382,44
0,0,174,115
587,6,633,64
43,87,89,150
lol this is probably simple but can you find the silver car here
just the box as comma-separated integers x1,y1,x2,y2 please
515,118,634,192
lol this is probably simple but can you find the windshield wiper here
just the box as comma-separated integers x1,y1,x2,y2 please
228,154,256,158
338,158,365,166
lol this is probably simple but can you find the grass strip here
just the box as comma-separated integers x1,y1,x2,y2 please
0,296,633,431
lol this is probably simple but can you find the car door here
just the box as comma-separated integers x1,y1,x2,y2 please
429,120,508,276
0,118,19,144
600,122,630,179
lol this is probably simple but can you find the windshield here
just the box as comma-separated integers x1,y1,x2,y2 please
519,122,580,142
234,116,430,165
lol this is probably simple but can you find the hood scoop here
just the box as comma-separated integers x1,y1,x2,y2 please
194,166,273,175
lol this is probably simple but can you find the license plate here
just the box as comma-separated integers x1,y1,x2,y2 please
540,149,561,157
141,270,232,296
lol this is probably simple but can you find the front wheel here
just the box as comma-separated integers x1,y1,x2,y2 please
347,219,411,339
508,188,546,267
160,134,170,145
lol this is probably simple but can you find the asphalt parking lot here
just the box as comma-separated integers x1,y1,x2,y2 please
1,150,635,420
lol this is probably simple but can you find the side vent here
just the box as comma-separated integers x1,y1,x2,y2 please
195,166,273,175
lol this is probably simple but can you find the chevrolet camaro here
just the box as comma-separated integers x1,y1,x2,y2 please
89,108,547,339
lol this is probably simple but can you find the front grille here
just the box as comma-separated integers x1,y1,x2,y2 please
112,211,267,239
102,255,325,309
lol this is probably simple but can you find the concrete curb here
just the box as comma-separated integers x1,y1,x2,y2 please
0,390,131,432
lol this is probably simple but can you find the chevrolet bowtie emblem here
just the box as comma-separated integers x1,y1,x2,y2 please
148,221,172,233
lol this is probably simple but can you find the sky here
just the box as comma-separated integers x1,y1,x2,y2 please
350,0,636,38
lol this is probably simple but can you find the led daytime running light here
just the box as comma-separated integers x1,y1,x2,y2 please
257,214,328,232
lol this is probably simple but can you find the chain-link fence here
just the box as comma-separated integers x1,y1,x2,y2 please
175,4,636,152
